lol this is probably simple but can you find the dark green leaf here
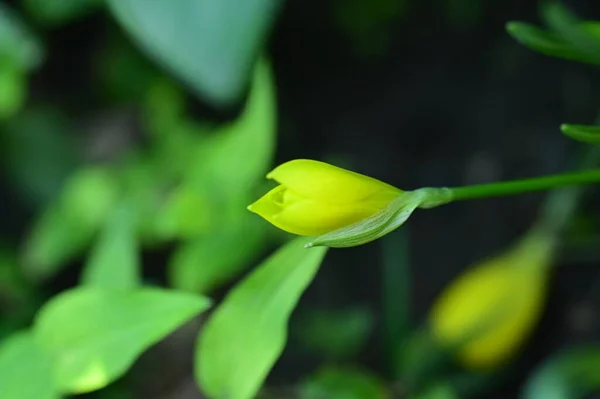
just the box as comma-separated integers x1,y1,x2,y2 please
505,22,592,63
0,3,44,71
299,366,388,399
542,2,600,65
2,107,79,207
523,346,600,399
296,307,373,360
80,204,140,289
34,287,211,393
561,124,600,143
23,0,103,26
0,331,60,399
107,0,282,106
197,238,328,399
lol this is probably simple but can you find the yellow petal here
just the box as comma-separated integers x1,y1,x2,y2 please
430,255,548,369
274,198,380,236
267,159,401,204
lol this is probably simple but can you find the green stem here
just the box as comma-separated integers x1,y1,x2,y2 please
448,169,600,202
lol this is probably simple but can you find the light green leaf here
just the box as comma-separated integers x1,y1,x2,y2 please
197,238,328,399
169,213,269,294
561,124,600,143
300,366,388,399
0,3,44,71
296,307,373,360
22,167,120,281
0,331,60,399
107,0,282,106
80,204,140,289
23,0,103,26
34,287,211,394
187,59,276,199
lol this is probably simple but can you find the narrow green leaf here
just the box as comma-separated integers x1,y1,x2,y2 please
505,21,592,63
299,366,388,399
34,287,211,394
23,0,103,26
80,204,140,289
187,59,276,199
168,213,269,294
542,2,600,65
107,0,282,106
197,238,328,399
0,331,60,399
22,167,120,281
0,3,44,71
561,124,600,143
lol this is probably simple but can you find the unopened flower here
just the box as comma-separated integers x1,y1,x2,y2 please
429,232,554,370
247,159,402,236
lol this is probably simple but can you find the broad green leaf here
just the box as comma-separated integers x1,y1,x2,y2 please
169,213,269,294
107,0,282,106
187,59,276,200
561,124,600,143
299,366,388,399
296,307,373,360
22,167,119,280
80,204,140,289
197,238,328,399
154,184,213,240
23,0,103,26
0,331,60,399
34,287,211,394
0,3,43,71
505,22,592,63
2,107,79,207
523,346,600,399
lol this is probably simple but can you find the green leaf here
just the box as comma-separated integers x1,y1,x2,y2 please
299,366,388,399
107,0,282,106
296,307,373,360
197,238,328,399
187,59,276,199
2,107,79,207
34,287,211,394
168,213,269,294
0,331,60,399
542,3,600,65
80,204,140,290
22,167,120,281
23,0,103,26
505,22,591,63
561,124,600,143
0,3,44,71
0,61,26,119
522,346,600,399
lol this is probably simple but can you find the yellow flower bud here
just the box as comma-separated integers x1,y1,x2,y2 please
247,159,402,236
429,233,554,370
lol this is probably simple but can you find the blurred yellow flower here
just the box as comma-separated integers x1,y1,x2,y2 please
247,159,402,236
429,232,554,370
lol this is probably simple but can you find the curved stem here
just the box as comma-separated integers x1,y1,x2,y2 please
448,169,600,202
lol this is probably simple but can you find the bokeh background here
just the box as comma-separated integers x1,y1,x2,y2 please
1,0,600,398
